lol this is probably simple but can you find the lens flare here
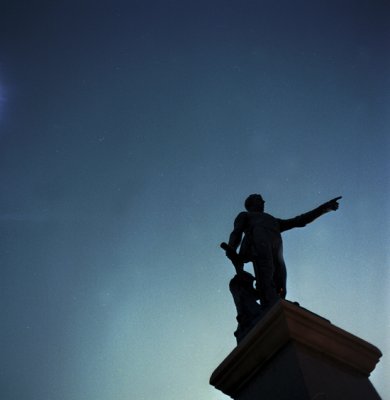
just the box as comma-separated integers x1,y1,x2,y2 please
0,83,6,121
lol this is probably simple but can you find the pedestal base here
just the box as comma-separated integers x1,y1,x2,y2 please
210,300,382,400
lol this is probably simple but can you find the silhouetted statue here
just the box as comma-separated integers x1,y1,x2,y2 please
222,194,341,342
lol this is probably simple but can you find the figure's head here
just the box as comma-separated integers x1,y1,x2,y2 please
244,194,265,212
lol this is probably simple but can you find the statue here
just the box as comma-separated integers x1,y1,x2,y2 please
222,194,342,342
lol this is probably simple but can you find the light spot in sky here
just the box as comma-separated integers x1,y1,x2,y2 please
0,82,6,121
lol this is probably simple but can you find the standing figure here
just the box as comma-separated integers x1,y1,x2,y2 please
226,194,341,309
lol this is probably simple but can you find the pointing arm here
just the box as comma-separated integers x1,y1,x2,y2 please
279,196,342,232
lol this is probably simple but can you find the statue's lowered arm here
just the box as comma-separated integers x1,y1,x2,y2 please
227,211,247,250
221,212,248,273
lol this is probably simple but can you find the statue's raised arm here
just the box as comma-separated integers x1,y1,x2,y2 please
278,196,342,232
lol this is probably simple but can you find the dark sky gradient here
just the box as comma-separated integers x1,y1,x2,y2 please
1,1,389,399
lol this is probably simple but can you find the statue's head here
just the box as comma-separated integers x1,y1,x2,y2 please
244,194,265,212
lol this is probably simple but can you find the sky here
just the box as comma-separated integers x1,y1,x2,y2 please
0,1,389,399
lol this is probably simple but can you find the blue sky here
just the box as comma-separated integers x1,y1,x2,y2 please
0,1,389,399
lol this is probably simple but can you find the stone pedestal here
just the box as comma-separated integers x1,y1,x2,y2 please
210,300,382,400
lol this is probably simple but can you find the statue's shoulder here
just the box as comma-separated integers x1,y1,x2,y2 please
234,211,249,223
247,211,276,220
247,212,280,231
262,212,278,221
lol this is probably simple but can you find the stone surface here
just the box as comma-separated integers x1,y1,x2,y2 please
210,300,382,400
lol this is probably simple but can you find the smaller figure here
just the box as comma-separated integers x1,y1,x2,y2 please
229,271,262,342
221,242,262,342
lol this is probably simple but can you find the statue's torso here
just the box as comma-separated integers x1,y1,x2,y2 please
246,212,280,235
239,212,282,260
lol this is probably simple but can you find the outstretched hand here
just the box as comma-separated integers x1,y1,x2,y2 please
321,196,342,212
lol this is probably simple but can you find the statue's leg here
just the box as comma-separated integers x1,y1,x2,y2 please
273,241,287,299
252,242,279,308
